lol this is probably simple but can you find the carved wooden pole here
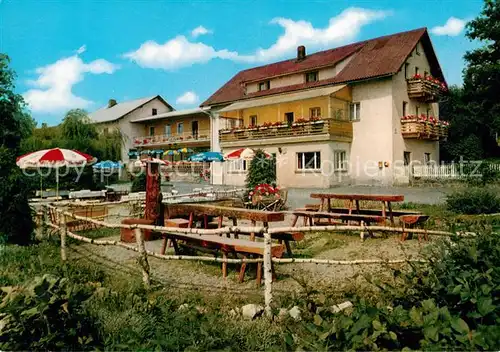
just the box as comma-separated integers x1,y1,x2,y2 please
263,228,273,317
60,214,67,262
134,228,151,288
144,161,160,222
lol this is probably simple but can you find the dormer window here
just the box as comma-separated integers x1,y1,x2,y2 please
306,71,318,83
258,81,270,91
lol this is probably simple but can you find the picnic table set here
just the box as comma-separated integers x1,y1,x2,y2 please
158,192,429,285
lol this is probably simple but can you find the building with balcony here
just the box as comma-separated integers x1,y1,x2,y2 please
129,107,211,159
89,95,174,162
202,27,448,187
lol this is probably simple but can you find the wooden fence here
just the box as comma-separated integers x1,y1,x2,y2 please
40,202,467,317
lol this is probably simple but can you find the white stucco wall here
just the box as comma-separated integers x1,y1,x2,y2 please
350,78,394,185
391,41,440,184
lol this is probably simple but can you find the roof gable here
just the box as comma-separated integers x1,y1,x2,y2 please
201,27,444,107
89,95,173,123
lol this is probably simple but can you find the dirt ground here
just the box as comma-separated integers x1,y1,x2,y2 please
67,212,432,302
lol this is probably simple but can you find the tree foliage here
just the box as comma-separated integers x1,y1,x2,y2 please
245,150,276,190
441,0,500,160
0,54,34,245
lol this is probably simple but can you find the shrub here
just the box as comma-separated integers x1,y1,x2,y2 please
245,149,276,190
288,231,500,351
446,188,500,214
0,274,101,350
131,173,146,192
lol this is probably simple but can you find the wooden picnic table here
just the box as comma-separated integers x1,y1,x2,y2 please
310,193,405,225
291,210,386,227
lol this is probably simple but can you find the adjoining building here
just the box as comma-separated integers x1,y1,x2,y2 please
202,27,448,188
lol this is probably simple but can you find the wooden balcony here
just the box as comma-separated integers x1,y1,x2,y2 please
407,78,445,102
219,119,352,145
401,119,448,141
133,131,210,147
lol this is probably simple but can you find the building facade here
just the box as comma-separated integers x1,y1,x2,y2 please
202,27,448,188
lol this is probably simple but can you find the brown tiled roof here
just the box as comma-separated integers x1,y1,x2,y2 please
201,27,444,107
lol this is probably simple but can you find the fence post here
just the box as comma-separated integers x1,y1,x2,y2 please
42,205,48,239
263,228,273,317
60,213,67,262
134,227,151,288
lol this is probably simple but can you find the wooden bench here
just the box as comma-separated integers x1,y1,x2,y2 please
67,205,108,231
163,231,284,285
400,215,430,242
291,210,386,227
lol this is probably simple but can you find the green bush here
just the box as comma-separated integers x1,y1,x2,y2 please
0,274,100,350
131,173,146,192
446,188,500,214
288,231,500,351
245,149,276,190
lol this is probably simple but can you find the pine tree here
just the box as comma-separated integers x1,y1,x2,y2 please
245,149,276,190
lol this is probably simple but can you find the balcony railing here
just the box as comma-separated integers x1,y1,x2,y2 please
407,78,446,102
401,118,448,140
133,131,210,147
219,118,352,143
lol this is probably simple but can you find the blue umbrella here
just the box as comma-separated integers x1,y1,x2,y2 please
188,152,224,162
92,160,122,169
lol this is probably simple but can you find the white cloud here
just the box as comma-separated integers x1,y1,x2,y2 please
430,17,466,36
76,45,86,54
23,53,119,114
243,7,391,62
123,35,238,70
176,91,199,105
124,7,389,69
191,25,211,38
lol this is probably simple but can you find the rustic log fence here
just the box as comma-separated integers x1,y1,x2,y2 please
40,202,467,317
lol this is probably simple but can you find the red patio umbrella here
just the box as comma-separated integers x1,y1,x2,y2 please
224,148,272,160
16,148,97,198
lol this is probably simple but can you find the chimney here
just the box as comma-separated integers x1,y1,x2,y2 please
297,45,306,61
108,99,117,108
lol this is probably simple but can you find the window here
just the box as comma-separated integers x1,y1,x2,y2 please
424,153,431,165
285,112,294,125
152,108,158,116
103,127,109,135
404,63,410,79
177,122,184,134
424,71,428,78
309,107,321,118
402,101,408,117
297,152,321,170
250,115,258,126
258,81,270,91
404,151,411,166
305,71,318,83
415,66,420,75
334,150,347,171
164,124,171,136
349,102,361,121
415,106,420,116
416,43,420,55
149,126,155,136
230,159,247,172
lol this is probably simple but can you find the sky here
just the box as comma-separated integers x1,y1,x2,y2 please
0,0,485,125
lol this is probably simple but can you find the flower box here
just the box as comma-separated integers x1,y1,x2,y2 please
401,116,448,140
407,75,447,102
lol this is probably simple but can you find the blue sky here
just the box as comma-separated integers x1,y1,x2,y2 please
0,0,484,125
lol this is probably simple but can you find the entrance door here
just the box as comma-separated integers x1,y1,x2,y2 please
192,121,199,139
285,112,294,125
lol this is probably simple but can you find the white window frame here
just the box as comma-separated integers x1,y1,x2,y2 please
229,159,247,172
177,122,184,134
305,71,319,83
258,81,270,91
250,115,258,126
149,126,155,136
349,102,361,121
334,150,348,171
309,107,321,118
296,151,321,171
424,153,431,165
164,124,171,136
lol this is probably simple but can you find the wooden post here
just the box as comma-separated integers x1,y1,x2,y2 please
263,228,273,317
134,228,151,288
42,205,49,238
360,220,365,241
60,214,67,262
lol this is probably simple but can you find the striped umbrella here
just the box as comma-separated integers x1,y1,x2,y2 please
164,149,179,162
178,147,194,153
224,148,271,160
16,148,96,198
